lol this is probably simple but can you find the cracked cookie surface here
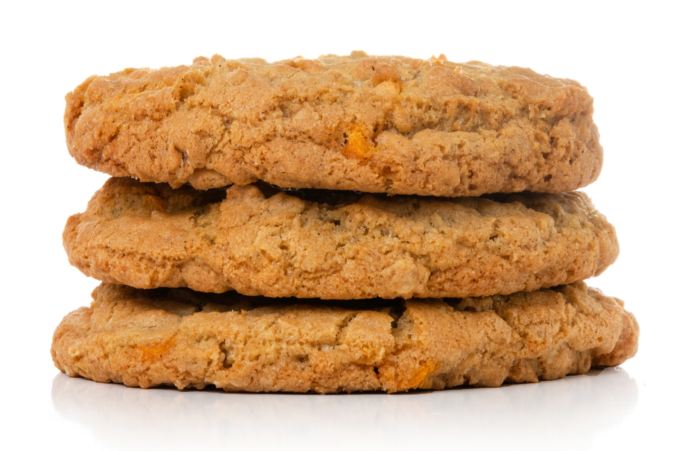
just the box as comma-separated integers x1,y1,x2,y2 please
51,282,638,393
64,178,618,299
65,51,602,196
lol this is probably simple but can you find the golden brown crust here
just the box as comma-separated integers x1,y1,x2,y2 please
65,51,602,196
63,178,618,299
51,282,638,393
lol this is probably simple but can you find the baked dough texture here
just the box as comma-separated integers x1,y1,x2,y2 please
64,178,618,299
65,51,602,196
51,282,638,393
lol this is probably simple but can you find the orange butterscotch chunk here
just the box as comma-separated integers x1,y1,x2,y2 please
404,360,436,389
343,126,377,159
137,341,174,363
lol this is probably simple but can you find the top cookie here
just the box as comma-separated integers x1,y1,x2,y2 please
65,51,602,195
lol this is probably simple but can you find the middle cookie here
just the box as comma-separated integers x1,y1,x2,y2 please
64,178,618,299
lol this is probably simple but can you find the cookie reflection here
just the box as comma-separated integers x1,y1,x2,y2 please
52,368,637,450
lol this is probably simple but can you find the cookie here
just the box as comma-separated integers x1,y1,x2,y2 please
64,178,618,299
65,51,602,196
51,282,638,393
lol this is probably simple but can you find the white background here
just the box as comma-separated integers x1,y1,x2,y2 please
1,1,676,449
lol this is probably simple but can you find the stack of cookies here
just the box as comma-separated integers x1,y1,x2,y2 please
52,52,639,393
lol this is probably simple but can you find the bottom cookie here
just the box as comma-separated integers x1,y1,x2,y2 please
52,282,638,393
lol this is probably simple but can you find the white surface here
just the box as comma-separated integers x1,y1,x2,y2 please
1,1,676,449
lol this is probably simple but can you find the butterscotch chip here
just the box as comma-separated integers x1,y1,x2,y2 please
51,282,638,393
65,51,602,196
64,178,618,299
